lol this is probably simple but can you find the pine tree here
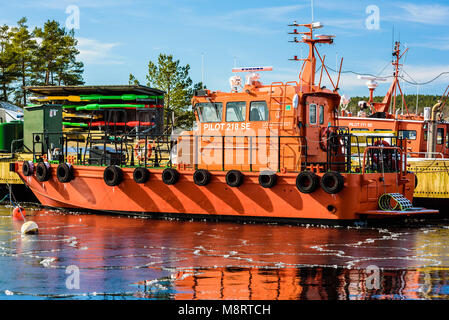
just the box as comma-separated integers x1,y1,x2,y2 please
10,17,37,106
146,54,202,130
0,24,17,102
128,73,140,85
33,20,84,86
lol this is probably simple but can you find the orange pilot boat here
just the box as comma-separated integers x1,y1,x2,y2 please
12,22,437,223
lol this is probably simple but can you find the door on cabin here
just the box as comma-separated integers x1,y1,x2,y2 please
305,99,321,161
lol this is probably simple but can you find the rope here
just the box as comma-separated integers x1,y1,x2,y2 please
0,193,9,203
378,193,413,211
6,183,26,221
323,64,449,86
380,148,387,194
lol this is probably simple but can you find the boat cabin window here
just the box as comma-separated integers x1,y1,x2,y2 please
351,128,369,131
249,101,268,121
437,128,444,145
319,105,324,124
226,101,246,122
196,102,223,122
309,104,317,124
398,130,417,140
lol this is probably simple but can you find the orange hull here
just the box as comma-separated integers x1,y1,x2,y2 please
15,163,435,222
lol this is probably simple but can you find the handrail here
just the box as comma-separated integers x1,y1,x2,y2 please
408,151,444,159
32,130,406,175
362,146,405,174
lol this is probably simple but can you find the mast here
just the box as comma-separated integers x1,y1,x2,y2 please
288,22,336,92
377,41,410,115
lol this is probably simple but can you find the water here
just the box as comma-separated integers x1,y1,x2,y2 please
0,205,448,300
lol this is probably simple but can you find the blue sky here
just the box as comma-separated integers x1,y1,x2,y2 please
1,0,449,98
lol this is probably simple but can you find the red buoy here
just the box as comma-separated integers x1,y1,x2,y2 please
12,207,26,221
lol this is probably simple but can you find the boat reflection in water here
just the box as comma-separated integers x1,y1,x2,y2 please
1,207,448,300
150,266,448,300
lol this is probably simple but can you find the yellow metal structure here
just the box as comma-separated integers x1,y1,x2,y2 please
0,153,33,184
408,159,449,199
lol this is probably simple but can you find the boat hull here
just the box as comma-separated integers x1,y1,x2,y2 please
15,163,436,222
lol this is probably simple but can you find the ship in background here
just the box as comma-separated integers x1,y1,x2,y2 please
337,41,449,207
11,21,437,223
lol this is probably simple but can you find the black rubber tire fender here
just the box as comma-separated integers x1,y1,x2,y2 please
226,170,244,187
57,163,73,183
22,161,34,176
36,162,51,182
103,165,123,186
296,171,319,194
162,168,179,185
193,169,211,186
320,171,345,194
258,171,277,188
133,167,150,184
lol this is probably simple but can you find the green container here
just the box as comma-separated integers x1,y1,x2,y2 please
0,120,23,152
24,105,62,154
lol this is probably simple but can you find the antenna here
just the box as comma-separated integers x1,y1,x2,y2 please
392,25,395,62
336,52,338,71
311,0,314,22
232,66,273,73
357,75,387,103
201,53,205,88
232,66,273,86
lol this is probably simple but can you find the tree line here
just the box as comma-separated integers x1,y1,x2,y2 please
0,17,84,106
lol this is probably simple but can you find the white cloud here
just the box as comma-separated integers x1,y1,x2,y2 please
76,37,123,65
184,4,305,35
389,3,449,25
409,36,449,51
18,0,136,9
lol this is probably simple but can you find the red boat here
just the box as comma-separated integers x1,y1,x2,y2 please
13,22,437,223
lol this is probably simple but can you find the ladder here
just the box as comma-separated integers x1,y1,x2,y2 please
268,81,297,132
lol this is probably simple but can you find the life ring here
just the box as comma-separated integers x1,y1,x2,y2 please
373,140,391,163
134,140,153,161
296,171,319,194
319,128,342,154
373,140,399,172
57,163,73,183
36,162,51,182
374,140,390,147
103,165,123,186
319,127,330,151
193,169,211,186
320,171,344,194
